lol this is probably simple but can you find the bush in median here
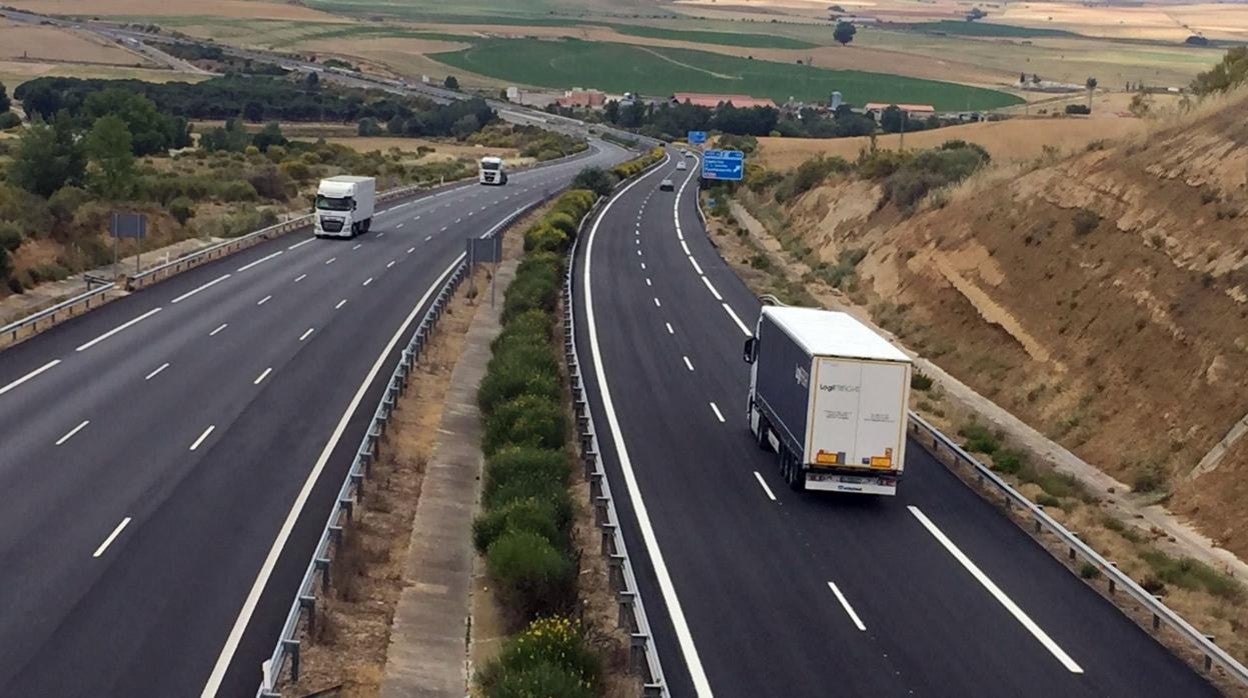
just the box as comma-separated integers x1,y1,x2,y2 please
478,345,562,416
478,615,602,698
483,394,567,456
473,495,568,553
486,530,576,622
491,309,553,353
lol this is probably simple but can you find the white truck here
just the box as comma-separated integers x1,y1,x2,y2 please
314,176,376,238
743,306,912,495
479,156,507,185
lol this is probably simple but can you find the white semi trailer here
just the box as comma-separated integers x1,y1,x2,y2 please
314,176,375,238
743,306,912,495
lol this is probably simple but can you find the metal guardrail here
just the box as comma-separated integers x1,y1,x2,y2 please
908,411,1248,687
256,197,552,697
560,187,669,695
0,284,117,349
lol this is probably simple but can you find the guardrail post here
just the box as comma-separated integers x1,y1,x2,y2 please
629,633,647,674
300,594,316,636
642,684,664,698
1068,532,1080,561
590,473,604,500
315,556,331,591
618,590,635,629
609,554,625,591
1107,562,1118,595
1152,603,1161,632
594,495,609,525
283,638,301,681
601,523,617,556
583,451,597,478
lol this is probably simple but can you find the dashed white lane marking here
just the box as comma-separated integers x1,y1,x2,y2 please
683,356,694,372
689,257,704,275
440,226,448,232
145,363,169,381
363,277,373,287
171,275,230,304
702,276,724,301
55,420,90,446
76,308,162,352
753,471,777,501
209,323,228,337
288,238,313,250
408,247,416,254
93,517,131,558
653,297,661,308
387,261,396,269
335,299,348,309
665,322,674,335
908,505,1084,673
257,295,272,306
189,425,215,451
425,236,432,242
828,582,867,631
325,257,337,265
0,359,61,396
295,274,307,283
299,328,314,341
353,244,363,250
723,303,752,336
236,250,282,272
396,223,405,229
377,232,385,238
253,368,272,385
640,262,646,270
709,402,725,423
645,278,652,287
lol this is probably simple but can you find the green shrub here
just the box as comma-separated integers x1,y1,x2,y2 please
478,616,601,697
478,349,561,415
0,221,22,252
483,394,567,456
48,185,91,221
169,196,195,225
486,530,576,622
502,257,561,323
28,262,69,283
571,166,615,197
481,661,593,698
910,371,933,391
1079,562,1100,579
544,212,578,237
217,179,258,202
774,156,850,203
0,247,11,284
492,310,552,353
958,421,1000,454
523,223,568,254
1140,550,1245,601
474,496,567,553
992,449,1026,475
0,112,21,130
1036,493,1062,508
1131,459,1168,493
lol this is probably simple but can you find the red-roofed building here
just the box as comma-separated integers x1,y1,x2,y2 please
557,88,607,108
863,102,936,118
671,92,778,109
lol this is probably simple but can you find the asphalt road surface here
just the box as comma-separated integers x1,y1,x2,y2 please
0,141,626,697
572,149,1219,698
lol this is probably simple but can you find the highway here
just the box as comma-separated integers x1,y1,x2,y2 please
0,141,625,697
572,150,1220,697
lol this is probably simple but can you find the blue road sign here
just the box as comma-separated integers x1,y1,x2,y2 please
701,149,744,181
687,130,708,144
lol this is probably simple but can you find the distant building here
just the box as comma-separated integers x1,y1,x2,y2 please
830,91,843,110
671,92,778,109
556,88,607,108
863,102,936,120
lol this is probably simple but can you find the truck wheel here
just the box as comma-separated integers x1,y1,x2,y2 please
362,219,371,233
755,415,771,452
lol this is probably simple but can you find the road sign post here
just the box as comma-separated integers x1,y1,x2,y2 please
109,212,147,276
700,149,745,182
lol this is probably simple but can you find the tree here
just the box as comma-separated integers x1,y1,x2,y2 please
444,75,460,90
572,166,614,196
81,88,179,156
879,105,906,133
251,121,287,152
18,82,62,121
10,113,85,198
85,114,136,199
1191,46,1248,95
242,100,265,122
0,80,9,113
1085,76,1097,109
603,99,620,124
834,21,856,46
303,71,320,90
357,117,383,136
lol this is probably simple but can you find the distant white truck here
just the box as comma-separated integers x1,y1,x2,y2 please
743,306,912,495
479,156,508,185
314,176,375,238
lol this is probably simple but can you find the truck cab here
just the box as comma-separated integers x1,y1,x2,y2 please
479,156,507,185
315,176,376,238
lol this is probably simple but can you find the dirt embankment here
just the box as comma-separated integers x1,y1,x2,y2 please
753,90,1248,560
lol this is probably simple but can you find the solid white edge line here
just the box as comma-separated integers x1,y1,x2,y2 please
709,402,725,423
144,362,170,381
253,368,272,385
76,307,162,352
752,471,777,502
701,276,724,301
299,328,314,341
582,152,713,697
55,419,90,446
171,274,230,304
683,356,694,372
92,517,131,558
200,252,467,697
0,359,61,396
907,505,1084,673
209,323,228,337
189,424,215,451
827,582,867,631
722,303,752,337
287,238,313,250
236,250,282,273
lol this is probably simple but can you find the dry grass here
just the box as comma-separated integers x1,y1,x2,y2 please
755,116,1146,170
283,269,484,697
0,20,149,64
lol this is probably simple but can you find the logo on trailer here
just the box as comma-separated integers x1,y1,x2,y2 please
795,365,809,388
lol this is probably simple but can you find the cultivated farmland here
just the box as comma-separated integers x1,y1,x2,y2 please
432,38,1023,110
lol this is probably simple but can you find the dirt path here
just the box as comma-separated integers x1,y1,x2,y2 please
634,45,741,80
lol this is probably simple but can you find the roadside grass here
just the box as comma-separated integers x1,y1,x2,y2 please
269,25,476,48
431,38,1023,111
903,21,1077,38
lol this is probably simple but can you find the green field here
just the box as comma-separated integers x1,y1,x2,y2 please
610,25,818,49
268,25,476,48
904,21,1077,38
433,38,1022,110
